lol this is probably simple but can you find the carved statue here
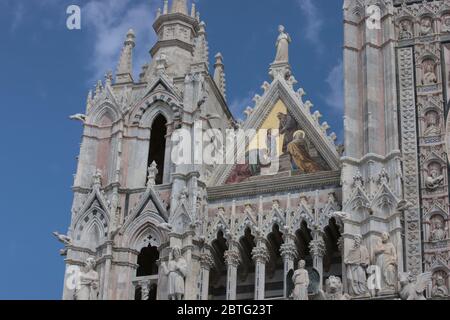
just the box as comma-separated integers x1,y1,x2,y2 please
345,235,370,297
291,260,310,300
162,246,187,300
399,272,432,300
424,111,441,136
318,276,351,300
423,63,437,85
374,232,398,291
399,21,412,40
93,169,102,187
432,275,449,298
430,220,448,242
75,257,99,300
420,17,433,36
274,25,291,63
147,161,158,187
426,167,444,191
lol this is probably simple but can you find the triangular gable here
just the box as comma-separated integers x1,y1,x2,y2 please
121,187,168,232
73,187,111,228
142,74,182,103
210,77,340,186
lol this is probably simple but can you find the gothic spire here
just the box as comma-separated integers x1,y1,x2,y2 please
214,53,226,101
115,29,135,84
171,0,188,15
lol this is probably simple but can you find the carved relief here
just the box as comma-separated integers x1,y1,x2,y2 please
432,272,449,298
424,110,441,136
425,162,444,191
399,20,413,40
419,17,433,36
429,215,448,241
442,15,450,33
422,60,437,85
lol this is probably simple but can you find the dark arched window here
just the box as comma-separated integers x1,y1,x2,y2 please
136,245,160,277
148,114,167,185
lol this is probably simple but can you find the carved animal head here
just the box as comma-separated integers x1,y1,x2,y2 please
325,276,343,294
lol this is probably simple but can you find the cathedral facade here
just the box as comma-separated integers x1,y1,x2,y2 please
59,0,450,300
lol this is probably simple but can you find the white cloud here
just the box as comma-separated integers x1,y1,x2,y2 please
83,0,158,82
10,2,25,32
297,0,324,51
229,91,255,119
323,59,343,112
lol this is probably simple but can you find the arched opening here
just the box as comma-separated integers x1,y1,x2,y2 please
294,221,313,268
134,240,160,301
148,114,167,185
136,245,160,277
208,231,228,300
237,228,256,300
265,224,284,299
323,218,343,279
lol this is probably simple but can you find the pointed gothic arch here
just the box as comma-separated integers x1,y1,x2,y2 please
148,114,168,185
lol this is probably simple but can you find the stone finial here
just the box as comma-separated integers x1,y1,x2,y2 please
171,0,188,15
214,53,226,100
147,161,158,187
116,29,136,84
191,3,196,18
163,0,169,14
194,22,209,66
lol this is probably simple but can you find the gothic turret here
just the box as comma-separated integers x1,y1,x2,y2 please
115,29,135,84
150,0,201,78
214,53,226,100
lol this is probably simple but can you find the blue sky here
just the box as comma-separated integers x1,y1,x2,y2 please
0,0,343,299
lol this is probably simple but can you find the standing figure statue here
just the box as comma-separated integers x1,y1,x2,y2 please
374,232,398,292
345,235,370,297
75,257,99,300
291,260,310,300
274,25,291,63
162,246,188,300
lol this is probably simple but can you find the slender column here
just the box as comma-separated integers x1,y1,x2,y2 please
252,243,269,300
280,236,298,298
199,252,214,300
224,249,240,300
309,235,326,290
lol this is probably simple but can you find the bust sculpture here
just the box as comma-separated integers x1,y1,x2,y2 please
75,257,99,300
432,275,449,298
399,21,412,40
345,235,370,297
274,25,291,63
423,63,437,85
430,220,447,241
162,246,188,300
291,260,310,300
426,168,444,191
424,111,441,136
420,18,433,36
